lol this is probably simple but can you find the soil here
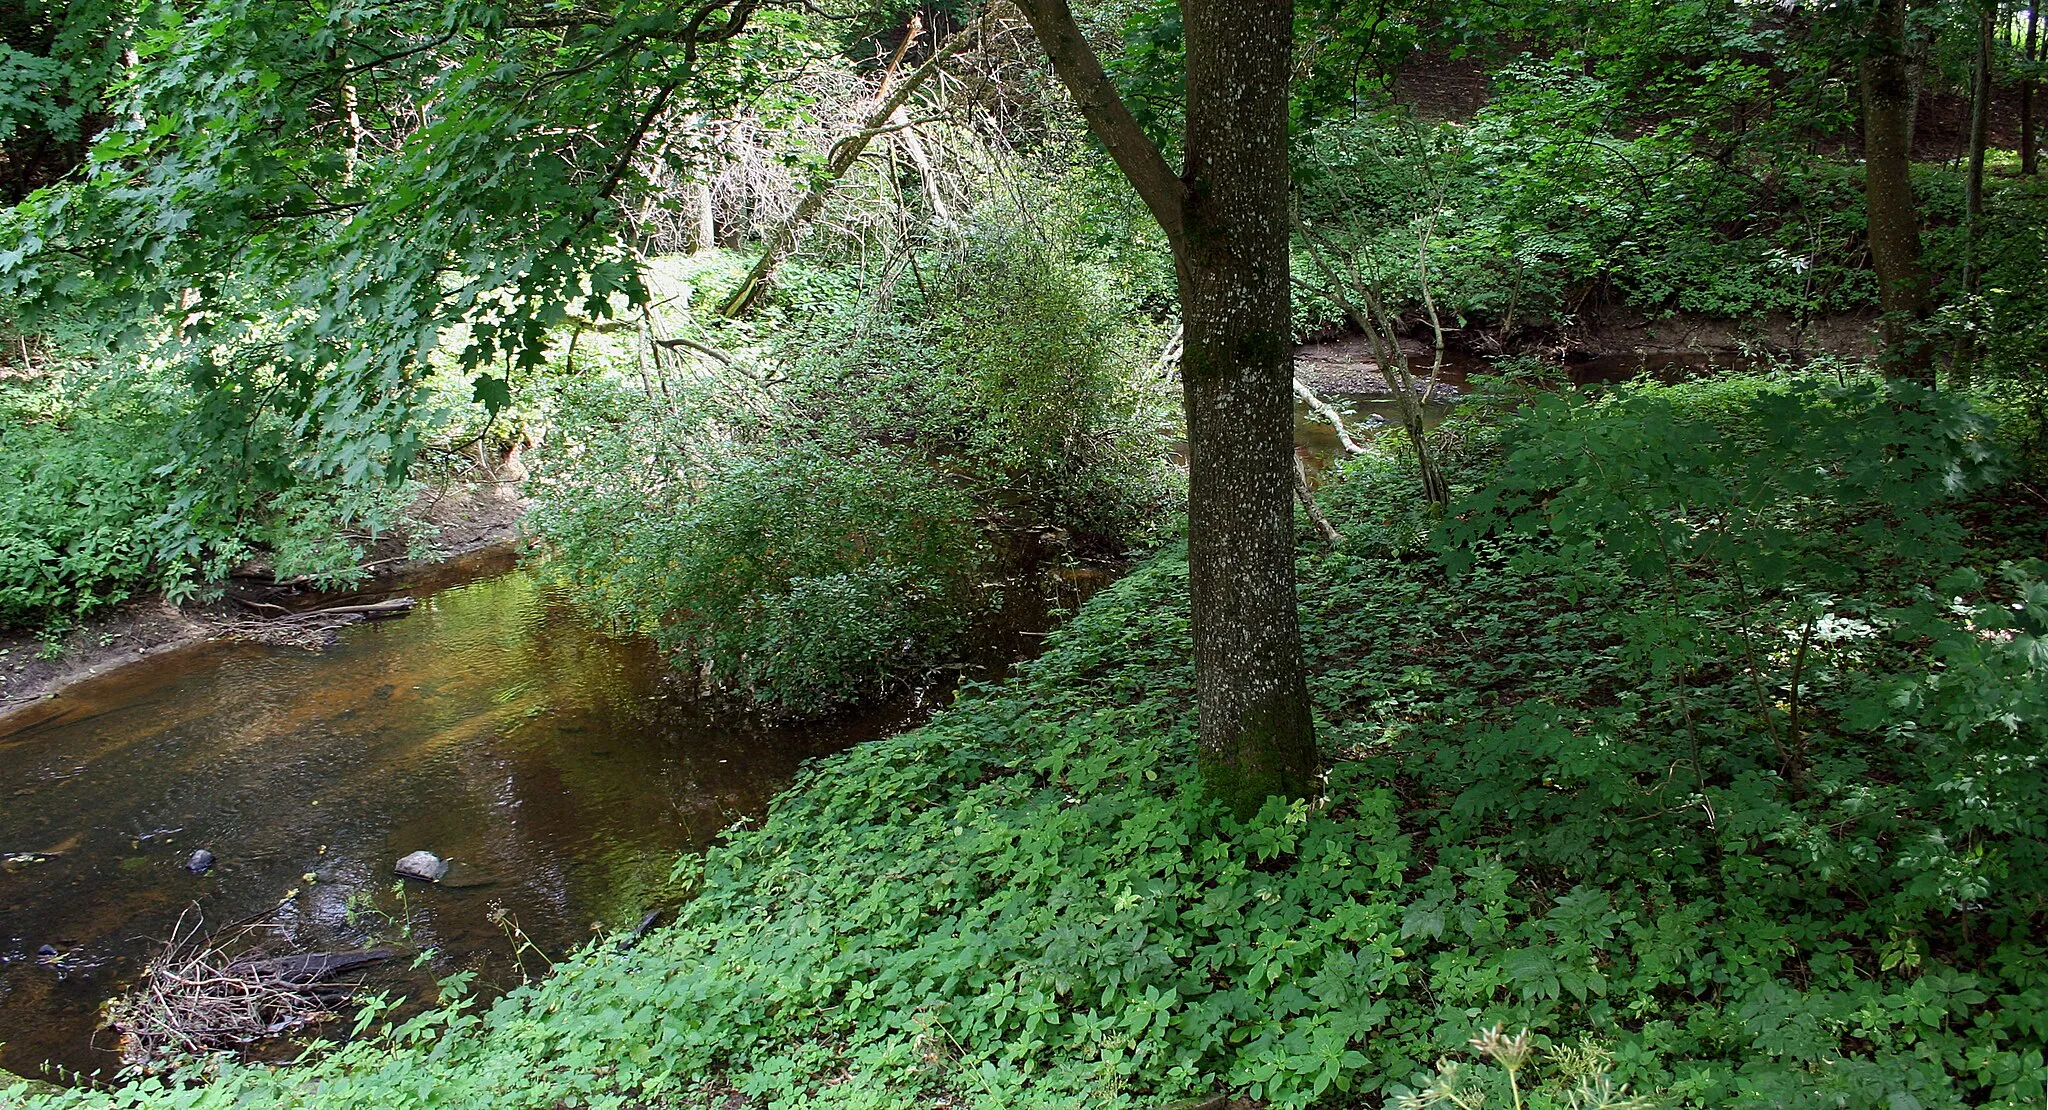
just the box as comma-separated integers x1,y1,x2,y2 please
1555,307,1879,360
0,477,531,720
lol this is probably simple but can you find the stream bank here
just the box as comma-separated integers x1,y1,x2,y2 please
0,538,1110,1084
0,478,530,719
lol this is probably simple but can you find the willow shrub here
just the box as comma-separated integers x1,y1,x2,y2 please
529,373,979,715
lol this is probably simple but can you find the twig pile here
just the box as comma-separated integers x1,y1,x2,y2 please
107,909,389,1070
219,596,417,649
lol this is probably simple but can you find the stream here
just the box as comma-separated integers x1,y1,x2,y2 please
0,547,1098,1083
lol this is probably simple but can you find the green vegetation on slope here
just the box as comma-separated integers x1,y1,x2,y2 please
15,368,2045,1110
528,207,1179,714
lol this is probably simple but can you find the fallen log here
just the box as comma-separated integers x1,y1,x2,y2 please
277,597,416,621
229,950,393,984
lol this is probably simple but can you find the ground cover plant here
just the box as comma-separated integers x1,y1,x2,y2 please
14,367,2044,1109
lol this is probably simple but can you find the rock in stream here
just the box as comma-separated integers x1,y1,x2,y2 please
393,850,449,882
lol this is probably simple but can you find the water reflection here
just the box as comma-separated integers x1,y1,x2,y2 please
0,552,911,1082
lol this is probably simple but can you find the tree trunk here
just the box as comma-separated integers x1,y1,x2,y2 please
2024,3,2040,176
1861,0,1936,384
1013,0,1316,817
1179,0,1317,815
1957,0,1995,387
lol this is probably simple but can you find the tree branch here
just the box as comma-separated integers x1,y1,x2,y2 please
1007,0,1185,256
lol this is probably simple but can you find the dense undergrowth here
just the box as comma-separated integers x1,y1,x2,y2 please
527,211,1179,714
15,368,2045,1110
0,354,421,630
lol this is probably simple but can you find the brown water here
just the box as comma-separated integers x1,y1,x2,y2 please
0,549,1096,1084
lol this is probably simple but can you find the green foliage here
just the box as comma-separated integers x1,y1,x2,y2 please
1293,70,1880,339
532,368,981,715
24,372,2048,1110
0,0,824,510
0,369,411,627
773,212,1181,548
1934,176,2048,463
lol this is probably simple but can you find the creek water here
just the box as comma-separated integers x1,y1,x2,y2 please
0,547,1100,1084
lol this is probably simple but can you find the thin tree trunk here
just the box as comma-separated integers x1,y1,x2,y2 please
693,180,717,253
1957,0,1995,387
2024,3,2040,175
1292,214,1450,505
1014,0,1316,817
1862,0,1936,384
1294,453,1342,546
721,14,981,316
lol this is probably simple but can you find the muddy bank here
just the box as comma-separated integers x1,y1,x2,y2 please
1293,309,1877,397
0,480,529,719
1554,307,1878,362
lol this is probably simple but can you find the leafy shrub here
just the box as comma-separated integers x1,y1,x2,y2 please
530,372,981,715
775,213,1182,550
0,384,169,623
0,372,410,627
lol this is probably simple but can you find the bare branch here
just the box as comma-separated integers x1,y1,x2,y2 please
1006,0,1185,257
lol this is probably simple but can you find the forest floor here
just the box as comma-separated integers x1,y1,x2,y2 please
0,476,529,717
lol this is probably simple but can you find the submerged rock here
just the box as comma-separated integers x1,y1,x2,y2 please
393,850,448,882
185,849,215,874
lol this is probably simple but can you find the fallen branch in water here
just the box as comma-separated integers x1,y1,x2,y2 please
230,596,415,620
219,597,417,648
275,598,416,620
1293,376,1369,456
108,907,391,1071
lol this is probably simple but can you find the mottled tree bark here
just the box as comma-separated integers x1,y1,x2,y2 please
1178,0,1317,814
1957,0,1995,387
1014,0,1316,817
2023,4,2039,176
1861,0,1936,384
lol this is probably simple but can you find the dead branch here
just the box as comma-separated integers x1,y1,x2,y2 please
1293,376,1369,455
1294,454,1343,547
108,907,391,1071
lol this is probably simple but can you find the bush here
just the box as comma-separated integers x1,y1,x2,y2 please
530,372,981,714
0,371,410,627
775,213,1182,550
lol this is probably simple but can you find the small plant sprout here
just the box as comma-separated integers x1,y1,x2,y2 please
1399,1029,1655,1110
